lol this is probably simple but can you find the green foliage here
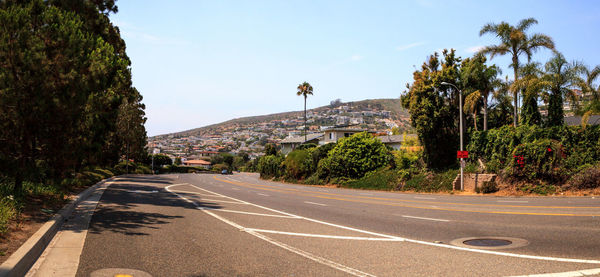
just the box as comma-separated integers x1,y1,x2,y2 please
264,143,278,156
521,92,542,126
401,50,461,169
342,168,399,190
283,149,315,180
0,197,17,235
518,182,557,195
296,143,317,150
257,155,284,178
508,139,563,182
311,143,336,166
324,132,391,179
152,154,173,168
402,169,457,192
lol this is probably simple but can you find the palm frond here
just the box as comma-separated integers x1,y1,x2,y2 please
479,22,499,36
517,17,538,31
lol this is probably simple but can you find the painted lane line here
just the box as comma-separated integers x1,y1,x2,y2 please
245,229,404,241
359,193,373,196
257,193,270,197
179,183,600,265
164,185,374,277
497,200,529,203
168,190,224,197
414,196,436,200
186,184,401,239
203,210,376,277
506,267,600,277
231,188,240,190
212,209,300,218
304,201,328,206
400,215,450,222
200,199,249,205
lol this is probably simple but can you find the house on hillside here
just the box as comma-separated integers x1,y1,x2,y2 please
377,134,418,150
183,159,211,169
280,133,324,155
564,115,600,126
321,127,368,144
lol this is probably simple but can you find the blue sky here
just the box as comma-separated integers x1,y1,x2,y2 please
111,0,600,136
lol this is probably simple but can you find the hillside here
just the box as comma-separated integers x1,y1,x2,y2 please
156,98,409,139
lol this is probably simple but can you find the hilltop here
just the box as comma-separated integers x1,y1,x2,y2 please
156,98,410,139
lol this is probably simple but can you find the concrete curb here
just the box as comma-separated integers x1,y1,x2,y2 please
0,177,116,277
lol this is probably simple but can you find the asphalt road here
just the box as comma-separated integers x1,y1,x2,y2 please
76,173,600,276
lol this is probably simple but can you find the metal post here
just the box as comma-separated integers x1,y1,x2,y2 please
151,154,154,174
459,88,464,191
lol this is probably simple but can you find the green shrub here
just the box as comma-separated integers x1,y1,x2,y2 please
325,132,392,179
283,149,315,180
393,150,421,170
0,197,17,235
297,143,317,150
257,155,284,178
312,142,336,166
566,164,600,190
402,169,457,192
518,182,557,195
303,173,325,185
343,168,399,190
506,139,564,182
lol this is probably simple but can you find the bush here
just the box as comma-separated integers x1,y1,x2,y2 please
0,197,17,235
324,132,392,179
506,139,564,182
566,164,600,190
257,155,284,178
343,168,399,190
402,169,457,192
475,181,499,194
283,149,315,180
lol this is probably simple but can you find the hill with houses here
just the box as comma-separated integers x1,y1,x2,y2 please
148,98,412,159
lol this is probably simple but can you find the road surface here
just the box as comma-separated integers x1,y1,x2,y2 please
74,173,600,276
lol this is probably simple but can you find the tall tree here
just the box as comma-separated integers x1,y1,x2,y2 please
542,52,583,126
401,50,461,169
460,54,501,130
578,64,600,125
513,63,547,126
463,90,482,130
479,18,555,127
296,81,313,142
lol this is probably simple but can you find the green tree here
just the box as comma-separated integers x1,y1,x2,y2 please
264,143,277,156
463,90,482,130
401,50,461,169
577,64,600,125
460,54,501,130
542,52,583,126
479,18,555,126
296,81,313,142
513,63,547,126
152,154,172,168
324,132,391,179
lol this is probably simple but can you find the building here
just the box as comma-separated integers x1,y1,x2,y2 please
564,115,600,126
183,159,212,169
377,134,418,150
321,127,368,144
199,151,219,157
279,133,324,155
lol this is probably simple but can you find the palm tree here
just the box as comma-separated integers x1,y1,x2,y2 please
296,81,313,142
479,18,555,126
542,52,583,126
512,63,548,126
578,64,600,125
463,90,482,131
461,54,502,130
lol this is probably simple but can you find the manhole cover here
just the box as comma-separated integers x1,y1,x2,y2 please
450,236,528,250
463,238,512,247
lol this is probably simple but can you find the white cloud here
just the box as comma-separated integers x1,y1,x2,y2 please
350,55,363,61
466,45,485,53
396,42,426,51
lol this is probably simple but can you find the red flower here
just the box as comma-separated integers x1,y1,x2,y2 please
547,148,552,152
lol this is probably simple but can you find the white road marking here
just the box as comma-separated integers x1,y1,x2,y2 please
166,183,600,265
414,196,436,200
497,200,529,203
400,215,450,222
506,267,600,277
257,193,270,197
168,190,224,197
200,199,248,205
304,201,328,206
245,228,404,241
128,190,158,194
165,184,373,277
231,188,240,190
211,209,300,218
359,193,373,196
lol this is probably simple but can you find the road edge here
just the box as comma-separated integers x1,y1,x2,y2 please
0,177,116,277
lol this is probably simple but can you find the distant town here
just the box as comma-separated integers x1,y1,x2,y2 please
148,99,412,161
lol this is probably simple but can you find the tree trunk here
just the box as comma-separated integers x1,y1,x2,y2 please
304,95,307,142
483,92,488,131
473,113,478,131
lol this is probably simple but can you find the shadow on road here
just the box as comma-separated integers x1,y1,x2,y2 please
85,175,223,236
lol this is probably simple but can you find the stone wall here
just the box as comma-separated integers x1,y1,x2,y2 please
452,173,497,191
